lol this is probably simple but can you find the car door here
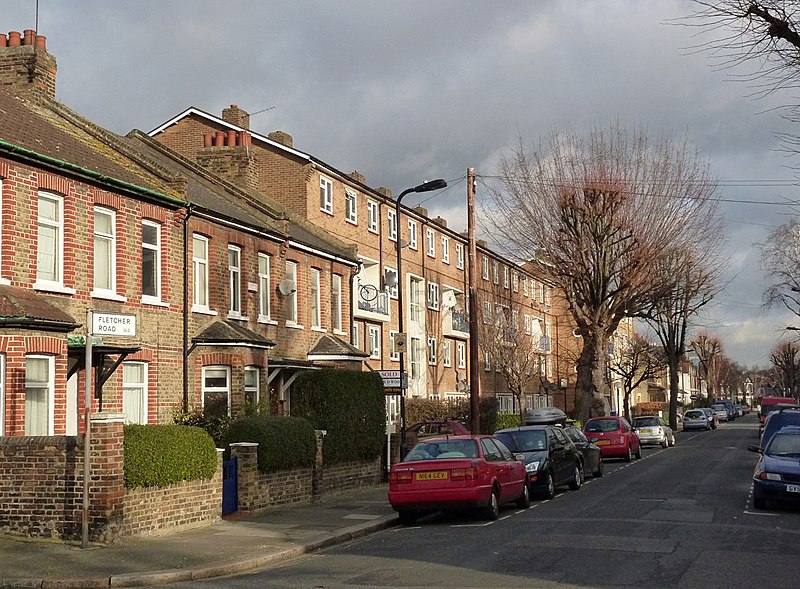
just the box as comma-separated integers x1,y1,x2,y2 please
480,438,513,498
492,437,526,499
548,428,570,484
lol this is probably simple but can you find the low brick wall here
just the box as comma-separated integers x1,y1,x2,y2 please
315,460,382,496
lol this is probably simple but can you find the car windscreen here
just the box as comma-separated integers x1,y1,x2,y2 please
404,439,479,461
585,419,620,433
634,417,659,427
495,430,547,452
685,410,704,418
765,432,800,456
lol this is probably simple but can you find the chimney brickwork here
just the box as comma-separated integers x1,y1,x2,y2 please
222,104,250,130
0,30,56,99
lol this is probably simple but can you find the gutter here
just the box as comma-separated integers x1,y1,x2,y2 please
182,205,195,413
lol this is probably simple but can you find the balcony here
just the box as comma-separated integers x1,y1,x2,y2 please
539,335,551,352
354,283,391,322
443,308,470,340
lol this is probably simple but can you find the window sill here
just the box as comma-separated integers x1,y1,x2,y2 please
311,326,327,333
333,329,348,337
33,281,76,295
227,312,249,321
191,305,218,316
91,290,127,303
346,218,357,225
286,322,304,330
142,297,169,308
258,315,278,325
0,278,9,286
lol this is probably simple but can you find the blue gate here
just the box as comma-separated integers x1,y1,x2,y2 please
222,456,238,516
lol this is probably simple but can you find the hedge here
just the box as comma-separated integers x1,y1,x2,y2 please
291,369,385,465
405,396,499,433
124,424,217,489
222,415,317,472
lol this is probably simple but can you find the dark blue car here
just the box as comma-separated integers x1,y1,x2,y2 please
749,425,800,510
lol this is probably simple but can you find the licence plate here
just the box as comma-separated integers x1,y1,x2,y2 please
595,440,610,445
787,484,800,493
640,429,652,434
416,471,448,480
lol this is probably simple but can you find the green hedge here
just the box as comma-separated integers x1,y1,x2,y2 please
172,407,232,447
124,424,217,489
222,415,317,472
495,413,521,430
291,369,385,465
405,396,499,434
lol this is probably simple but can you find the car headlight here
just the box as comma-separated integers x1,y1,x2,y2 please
526,461,540,473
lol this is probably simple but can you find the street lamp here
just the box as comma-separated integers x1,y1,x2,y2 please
396,179,447,459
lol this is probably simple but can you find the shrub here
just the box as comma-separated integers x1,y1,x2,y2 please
291,369,385,465
405,395,498,434
495,413,520,430
172,407,232,447
222,415,317,472
124,424,217,489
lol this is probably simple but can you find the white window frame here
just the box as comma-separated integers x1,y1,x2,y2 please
244,366,260,407
442,236,450,264
503,266,510,289
410,337,422,379
258,253,272,322
484,350,491,372
456,243,464,270
352,323,360,350
384,266,398,299
427,281,440,311
426,228,435,258
531,280,537,300
442,339,452,367
345,188,357,224
389,330,400,361
545,286,551,306
122,361,148,425
367,200,379,233
482,256,489,280
35,191,70,292
522,276,528,297
25,355,54,436
408,220,418,250
428,337,437,365
512,272,519,292
92,206,117,297
202,365,231,417
540,282,545,304
493,261,499,285
192,234,211,312
228,245,242,317
331,273,343,333
141,220,162,304
482,300,492,323
368,325,381,359
320,175,333,214
387,210,397,241
310,268,322,329
285,260,299,325
409,276,423,323
457,342,466,369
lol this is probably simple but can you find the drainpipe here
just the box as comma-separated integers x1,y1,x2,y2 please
182,205,195,413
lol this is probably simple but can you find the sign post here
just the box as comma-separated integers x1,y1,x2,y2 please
82,311,136,548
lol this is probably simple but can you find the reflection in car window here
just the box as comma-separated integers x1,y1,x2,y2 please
766,432,800,455
493,438,515,461
404,439,479,461
585,419,621,433
634,417,659,427
481,438,501,461
495,430,547,452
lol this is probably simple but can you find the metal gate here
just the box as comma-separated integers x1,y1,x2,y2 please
222,456,238,516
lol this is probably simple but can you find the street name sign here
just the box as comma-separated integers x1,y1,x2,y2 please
91,312,137,337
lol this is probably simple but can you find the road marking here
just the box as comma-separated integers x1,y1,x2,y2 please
744,510,779,516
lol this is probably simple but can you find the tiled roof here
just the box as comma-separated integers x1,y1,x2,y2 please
308,334,369,359
0,284,78,330
192,319,275,349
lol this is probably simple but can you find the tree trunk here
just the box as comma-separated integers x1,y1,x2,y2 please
669,362,680,430
517,391,526,426
574,332,611,424
623,388,631,424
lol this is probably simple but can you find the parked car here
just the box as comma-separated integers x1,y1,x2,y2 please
759,397,799,436
711,403,729,423
583,416,641,461
632,415,675,448
401,419,470,459
748,425,800,510
524,406,568,425
716,399,737,420
699,407,719,429
495,425,584,499
760,408,800,450
388,435,530,524
562,425,604,478
683,409,712,431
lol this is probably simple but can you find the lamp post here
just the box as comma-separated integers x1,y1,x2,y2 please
396,178,447,459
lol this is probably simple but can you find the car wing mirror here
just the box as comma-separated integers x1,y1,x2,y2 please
589,437,598,443
514,453,526,462
746,445,763,454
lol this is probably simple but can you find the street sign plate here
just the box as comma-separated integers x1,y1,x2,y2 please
91,312,136,337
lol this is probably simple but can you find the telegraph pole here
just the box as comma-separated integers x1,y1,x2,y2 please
467,168,481,434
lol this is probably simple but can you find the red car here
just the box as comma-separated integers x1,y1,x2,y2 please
583,416,641,461
388,435,530,524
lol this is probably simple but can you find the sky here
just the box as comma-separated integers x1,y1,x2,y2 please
2,0,798,368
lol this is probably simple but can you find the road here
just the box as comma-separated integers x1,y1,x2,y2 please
175,414,800,588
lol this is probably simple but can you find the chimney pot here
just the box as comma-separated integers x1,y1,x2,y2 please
23,29,35,46
8,31,21,46
35,35,46,50
226,130,237,146
0,34,7,48
202,133,212,148
214,131,225,147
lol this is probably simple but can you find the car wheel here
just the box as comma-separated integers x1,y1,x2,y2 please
594,457,604,477
635,444,642,459
539,470,556,500
568,464,583,490
661,438,668,449
516,481,531,509
483,487,500,520
625,445,633,462
670,435,676,447
398,510,418,525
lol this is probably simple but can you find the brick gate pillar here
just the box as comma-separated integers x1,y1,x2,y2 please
87,412,125,542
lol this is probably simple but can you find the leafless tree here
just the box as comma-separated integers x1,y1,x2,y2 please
608,334,665,423
485,123,721,424
645,247,723,429
479,296,544,423
759,218,800,321
770,340,800,396
691,332,724,398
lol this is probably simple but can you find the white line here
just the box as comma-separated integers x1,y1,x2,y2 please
743,510,780,516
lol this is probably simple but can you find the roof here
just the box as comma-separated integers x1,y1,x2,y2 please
307,334,369,360
0,284,78,331
192,320,275,350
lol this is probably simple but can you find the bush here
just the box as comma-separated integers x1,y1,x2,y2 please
172,407,232,447
495,413,520,430
222,415,317,472
405,395,499,434
124,424,217,489
291,369,385,465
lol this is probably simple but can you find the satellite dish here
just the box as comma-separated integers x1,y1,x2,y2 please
277,279,296,296
383,270,397,288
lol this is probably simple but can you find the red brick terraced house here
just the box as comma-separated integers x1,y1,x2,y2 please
0,30,362,436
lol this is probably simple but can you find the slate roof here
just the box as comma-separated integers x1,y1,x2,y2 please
0,285,78,331
192,320,276,349
307,334,369,359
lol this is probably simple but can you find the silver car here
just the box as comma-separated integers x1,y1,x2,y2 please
632,415,675,448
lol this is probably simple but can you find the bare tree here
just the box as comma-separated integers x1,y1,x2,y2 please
691,332,724,398
479,296,544,423
770,340,800,396
486,123,720,424
760,218,800,321
608,334,664,423
645,248,722,429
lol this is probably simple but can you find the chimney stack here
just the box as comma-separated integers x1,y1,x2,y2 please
0,29,57,99
222,104,250,130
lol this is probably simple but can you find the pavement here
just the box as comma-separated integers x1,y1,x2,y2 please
0,484,397,589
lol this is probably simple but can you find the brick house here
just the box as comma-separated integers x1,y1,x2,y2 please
0,30,362,435
149,105,570,417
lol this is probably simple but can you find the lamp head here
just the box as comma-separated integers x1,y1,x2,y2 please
413,179,447,193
